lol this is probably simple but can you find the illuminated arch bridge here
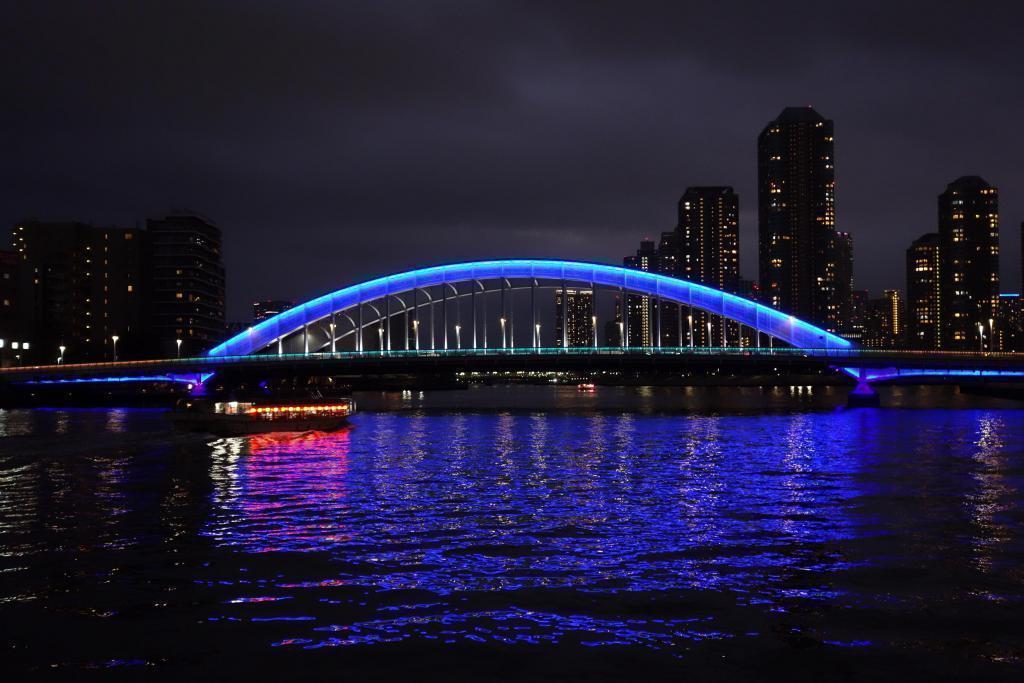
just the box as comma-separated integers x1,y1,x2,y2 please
6,259,1024,395
209,259,852,358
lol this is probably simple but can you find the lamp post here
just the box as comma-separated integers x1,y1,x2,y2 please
413,319,420,351
454,324,461,350
978,323,985,352
534,323,541,349
58,345,66,364
111,335,119,361
706,321,712,349
687,314,694,349
500,317,506,349
592,315,598,348
176,338,182,358
378,326,384,355
989,317,995,352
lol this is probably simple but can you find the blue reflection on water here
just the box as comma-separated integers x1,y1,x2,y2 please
194,407,1024,653
3,397,1024,671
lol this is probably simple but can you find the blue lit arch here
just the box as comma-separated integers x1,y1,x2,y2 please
207,259,852,357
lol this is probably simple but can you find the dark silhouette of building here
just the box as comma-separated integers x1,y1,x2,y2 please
146,213,226,357
832,231,854,330
10,221,145,362
758,106,850,333
996,294,1022,351
937,177,999,350
0,249,31,367
737,278,760,302
906,232,942,349
254,299,294,323
843,289,868,344
858,290,903,349
554,288,594,347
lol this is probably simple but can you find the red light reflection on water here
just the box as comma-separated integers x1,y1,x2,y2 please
209,428,354,552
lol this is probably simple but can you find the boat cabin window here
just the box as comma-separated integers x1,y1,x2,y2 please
214,401,254,415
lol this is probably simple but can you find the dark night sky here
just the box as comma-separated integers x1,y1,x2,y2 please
3,1,1022,320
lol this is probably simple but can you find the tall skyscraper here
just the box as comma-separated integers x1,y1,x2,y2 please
831,231,854,330
937,177,999,350
554,288,594,347
758,106,850,332
146,213,226,357
11,221,145,362
676,187,739,292
672,186,741,345
906,232,942,349
622,239,656,346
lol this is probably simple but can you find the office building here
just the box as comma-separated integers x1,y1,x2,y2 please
758,106,850,332
906,232,942,349
996,294,1022,351
676,187,739,292
622,239,657,346
862,290,903,349
674,186,740,346
10,221,145,362
0,249,31,366
146,213,226,357
841,289,869,344
937,177,999,350
554,288,594,347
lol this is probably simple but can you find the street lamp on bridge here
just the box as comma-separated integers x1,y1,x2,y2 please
176,338,182,358
500,317,506,349
111,335,119,361
454,324,461,350
58,345,66,364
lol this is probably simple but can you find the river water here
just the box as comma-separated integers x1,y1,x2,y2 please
1,385,1023,679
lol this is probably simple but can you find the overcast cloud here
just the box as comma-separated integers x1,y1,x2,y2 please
2,1,1022,319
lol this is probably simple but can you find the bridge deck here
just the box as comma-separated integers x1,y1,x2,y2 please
3,347,1024,384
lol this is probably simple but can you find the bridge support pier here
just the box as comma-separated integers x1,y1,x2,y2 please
847,369,880,408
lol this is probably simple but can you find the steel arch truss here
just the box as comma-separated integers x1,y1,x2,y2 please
207,259,852,358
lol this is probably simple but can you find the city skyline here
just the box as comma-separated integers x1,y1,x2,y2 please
3,3,1022,320
5,6,1024,680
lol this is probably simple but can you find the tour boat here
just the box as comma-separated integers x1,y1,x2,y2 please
577,383,596,392
169,398,355,435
